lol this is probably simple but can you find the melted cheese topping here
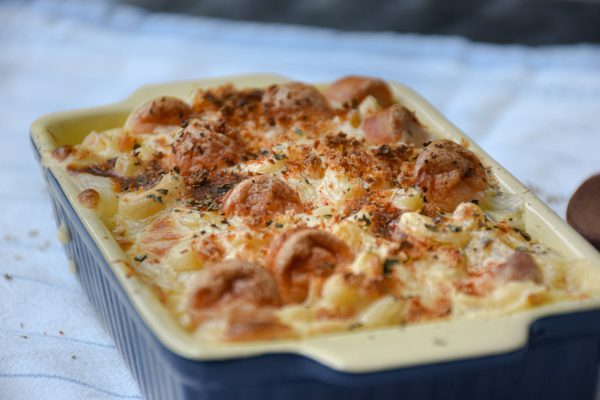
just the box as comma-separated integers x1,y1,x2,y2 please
50,78,600,342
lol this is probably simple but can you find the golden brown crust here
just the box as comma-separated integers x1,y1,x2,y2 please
77,188,100,209
170,120,246,178
222,175,302,226
324,75,394,108
362,105,429,147
192,84,265,129
414,140,489,213
266,228,354,304
125,96,192,134
188,260,281,322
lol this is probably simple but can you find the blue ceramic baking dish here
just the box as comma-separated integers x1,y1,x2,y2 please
31,74,600,400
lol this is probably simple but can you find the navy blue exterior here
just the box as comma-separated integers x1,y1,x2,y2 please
34,143,600,400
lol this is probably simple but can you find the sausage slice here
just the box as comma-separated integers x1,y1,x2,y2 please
222,175,302,226
266,228,354,304
170,120,245,177
414,140,489,213
325,75,394,108
362,105,429,146
188,260,281,321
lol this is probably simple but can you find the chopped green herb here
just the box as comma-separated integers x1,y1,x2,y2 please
424,223,438,232
358,214,372,226
146,194,163,204
348,322,363,330
383,258,400,275
447,225,462,233
156,189,169,195
275,223,284,229
265,220,273,227
273,152,287,160
134,254,147,262
293,127,304,136
322,214,333,219
517,229,532,241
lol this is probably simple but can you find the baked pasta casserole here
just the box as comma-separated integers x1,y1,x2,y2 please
48,76,600,342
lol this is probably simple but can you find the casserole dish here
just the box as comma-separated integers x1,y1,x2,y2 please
31,74,600,400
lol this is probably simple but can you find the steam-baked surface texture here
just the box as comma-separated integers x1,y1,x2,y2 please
49,76,600,342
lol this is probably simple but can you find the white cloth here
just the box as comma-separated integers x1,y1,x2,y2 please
1,0,599,398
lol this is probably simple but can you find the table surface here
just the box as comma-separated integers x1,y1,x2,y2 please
1,0,600,399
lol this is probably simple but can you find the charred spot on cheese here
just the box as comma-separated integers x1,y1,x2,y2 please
187,260,281,322
266,228,354,304
222,175,302,226
362,105,429,147
324,75,395,108
262,82,333,124
125,96,192,134
170,120,246,178
77,188,100,209
414,140,489,213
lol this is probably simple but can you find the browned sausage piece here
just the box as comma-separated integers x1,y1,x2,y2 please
362,104,429,147
170,120,245,177
262,82,333,121
324,75,394,108
414,140,489,213
188,260,281,321
266,228,354,304
125,96,192,134
495,251,543,284
222,175,302,226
